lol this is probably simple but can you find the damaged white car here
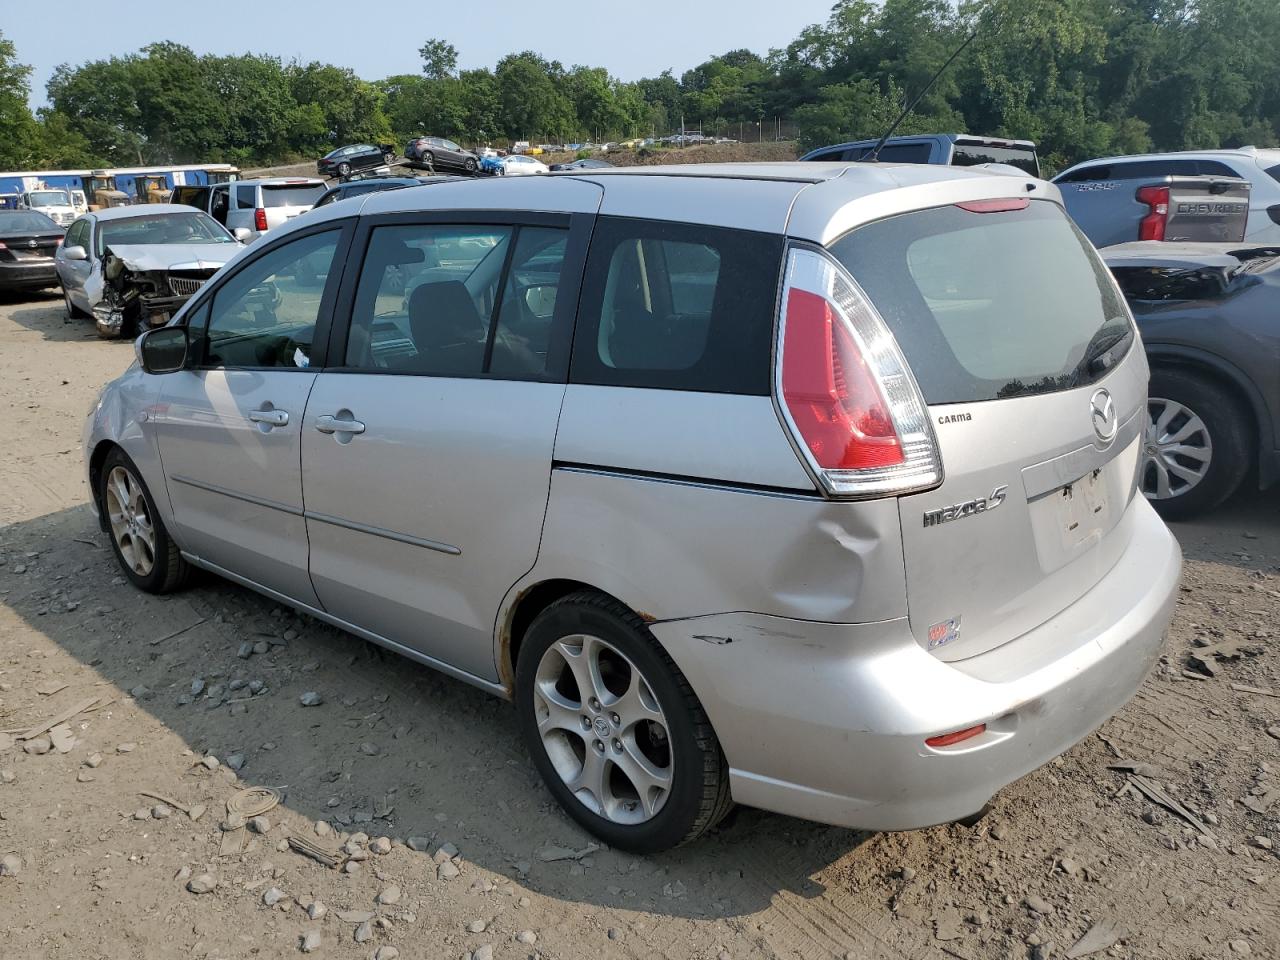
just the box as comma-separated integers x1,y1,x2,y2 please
56,204,249,338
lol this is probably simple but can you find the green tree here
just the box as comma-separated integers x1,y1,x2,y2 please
419,39,459,81
494,52,574,141
0,30,42,168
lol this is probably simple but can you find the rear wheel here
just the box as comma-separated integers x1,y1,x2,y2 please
99,449,189,593
421,151,435,168
515,592,732,853
337,162,351,177
464,157,477,173
1143,369,1250,519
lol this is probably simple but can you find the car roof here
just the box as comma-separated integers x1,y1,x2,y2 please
235,178,327,187
90,203,214,222
1059,147,1280,172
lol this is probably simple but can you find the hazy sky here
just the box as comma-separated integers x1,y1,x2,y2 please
10,1,836,109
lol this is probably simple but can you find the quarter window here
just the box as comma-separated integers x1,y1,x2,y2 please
236,185,257,209
570,217,783,394
203,230,340,368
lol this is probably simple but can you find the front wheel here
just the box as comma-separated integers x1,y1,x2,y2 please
1143,369,1251,519
62,283,87,320
464,158,477,173
515,592,732,853
99,449,189,593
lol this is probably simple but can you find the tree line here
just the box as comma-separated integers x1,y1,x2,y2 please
1,0,1278,176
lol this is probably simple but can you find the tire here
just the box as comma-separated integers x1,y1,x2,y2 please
337,162,351,177
515,591,732,853
421,151,434,167
62,283,87,320
99,448,190,593
464,158,477,174
1143,368,1251,520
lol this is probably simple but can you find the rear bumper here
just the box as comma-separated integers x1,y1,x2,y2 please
649,496,1181,831
0,260,57,289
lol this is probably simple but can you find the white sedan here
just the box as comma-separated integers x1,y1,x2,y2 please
498,155,549,177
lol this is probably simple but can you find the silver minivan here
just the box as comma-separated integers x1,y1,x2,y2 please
83,165,1181,852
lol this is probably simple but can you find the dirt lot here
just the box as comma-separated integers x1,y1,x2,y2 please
0,290,1277,960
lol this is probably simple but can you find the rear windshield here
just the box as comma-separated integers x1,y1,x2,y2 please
0,211,60,232
262,184,325,208
950,144,1040,177
1266,163,1280,184
829,200,1132,404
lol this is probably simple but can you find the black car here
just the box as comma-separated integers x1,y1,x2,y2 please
312,176,429,209
0,209,64,293
1103,242,1280,517
548,158,615,172
404,137,479,174
317,143,397,178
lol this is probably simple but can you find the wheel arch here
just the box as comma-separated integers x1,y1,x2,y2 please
1145,343,1276,488
87,438,123,530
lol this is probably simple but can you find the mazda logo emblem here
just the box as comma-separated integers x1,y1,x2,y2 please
27,239,37,248
1090,388,1118,445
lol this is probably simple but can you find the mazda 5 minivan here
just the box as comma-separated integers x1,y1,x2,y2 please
84,165,1181,852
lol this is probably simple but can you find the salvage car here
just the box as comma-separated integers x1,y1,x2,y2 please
317,143,397,178
0,209,64,292
1102,241,1280,517
85,165,1179,852
311,176,429,209
56,205,247,338
404,137,480,174
549,158,614,172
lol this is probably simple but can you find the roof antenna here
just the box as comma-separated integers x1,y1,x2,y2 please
861,29,979,162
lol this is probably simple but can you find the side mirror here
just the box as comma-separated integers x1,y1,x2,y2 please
135,326,189,374
63,244,88,261
233,227,252,243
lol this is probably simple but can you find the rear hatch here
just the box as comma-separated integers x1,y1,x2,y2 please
262,182,326,229
825,198,1145,660
1160,176,1251,242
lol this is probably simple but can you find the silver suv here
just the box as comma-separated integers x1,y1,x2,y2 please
84,165,1181,852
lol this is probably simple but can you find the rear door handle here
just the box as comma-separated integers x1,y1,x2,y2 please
247,408,289,427
315,414,366,435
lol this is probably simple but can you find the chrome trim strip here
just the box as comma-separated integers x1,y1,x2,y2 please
170,474,303,516
304,511,461,556
179,552,507,698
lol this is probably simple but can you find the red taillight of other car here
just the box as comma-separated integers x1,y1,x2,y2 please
254,208,268,232
1136,185,1170,241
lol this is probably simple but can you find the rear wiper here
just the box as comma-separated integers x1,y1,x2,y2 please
1072,322,1133,386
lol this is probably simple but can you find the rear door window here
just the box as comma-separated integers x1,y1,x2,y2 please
829,200,1132,404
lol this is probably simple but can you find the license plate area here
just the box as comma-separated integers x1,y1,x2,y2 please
1056,469,1110,550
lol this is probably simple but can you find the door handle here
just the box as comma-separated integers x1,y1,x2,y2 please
247,408,289,427
315,414,366,435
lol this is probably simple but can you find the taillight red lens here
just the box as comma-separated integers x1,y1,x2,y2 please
955,198,1030,214
782,287,904,470
254,208,268,232
1136,185,1169,241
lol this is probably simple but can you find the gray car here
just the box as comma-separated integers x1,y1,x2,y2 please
82,164,1181,852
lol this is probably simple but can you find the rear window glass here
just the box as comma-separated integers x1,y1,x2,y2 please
262,185,325,208
829,200,1132,404
1265,163,1280,184
570,217,783,395
0,211,60,232
950,144,1040,176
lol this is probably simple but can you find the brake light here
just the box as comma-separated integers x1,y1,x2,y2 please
956,198,1029,214
1137,185,1169,241
254,208,268,231
777,247,941,497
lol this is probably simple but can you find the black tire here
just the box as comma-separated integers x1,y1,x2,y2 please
337,162,351,177
63,283,87,320
421,151,434,167
464,157,477,173
1144,368,1251,520
515,591,732,853
99,448,190,593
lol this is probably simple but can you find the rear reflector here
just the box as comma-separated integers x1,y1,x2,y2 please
1136,185,1170,241
776,246,941,498
925,724,987,748
955,198,1030,214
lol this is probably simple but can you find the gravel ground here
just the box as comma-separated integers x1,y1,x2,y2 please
0,289,1277,960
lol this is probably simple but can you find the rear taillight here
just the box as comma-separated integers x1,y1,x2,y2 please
254,208,268,231
1136,185,1169,241
776,246,941,498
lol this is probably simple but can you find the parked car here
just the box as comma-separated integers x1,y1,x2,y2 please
802,133,1041,177
1056,148,1280,244
496,155,549,177
317,143,397,178
56,205,246,338
0,209,64,292
549,158,614,172
478,155,505,177
312,177,428,209
405,137,480,174
18,188,78,227
86,164,1180,852
174,178,326,241
1101,241,1280,517
1057,169,1252,249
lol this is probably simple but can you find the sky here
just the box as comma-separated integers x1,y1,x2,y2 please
9,1,836,110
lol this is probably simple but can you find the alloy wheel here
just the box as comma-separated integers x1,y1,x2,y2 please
104,465,155,576
1143,397,1212,500
533,633,672,824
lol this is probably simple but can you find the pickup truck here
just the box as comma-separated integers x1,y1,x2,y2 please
1058,173,1251,249
801,133,1041,177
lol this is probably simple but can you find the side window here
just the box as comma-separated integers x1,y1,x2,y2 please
66,220,88,249
344,223,568,381
570,218,783,395
1057,165,1107,183
236,185,257,209
806,147,850,162
203,230,340,368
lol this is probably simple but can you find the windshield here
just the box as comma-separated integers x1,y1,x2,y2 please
98,212,233,253
0,211,60,232
29,190,71,207
951,144,1040,177
262,184,325,207
829,199,1132,404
